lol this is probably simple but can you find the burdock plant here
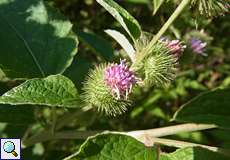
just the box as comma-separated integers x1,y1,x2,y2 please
0,0,229,159
81,0,228,116
134,40,184,88
82,60,138,116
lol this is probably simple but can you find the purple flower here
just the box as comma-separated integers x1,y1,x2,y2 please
160,37,186,57
189,38,207,55
104,60,138,99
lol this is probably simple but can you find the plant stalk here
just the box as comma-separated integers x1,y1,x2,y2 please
126,123,216,138
132,0,190,68
23,123,216,147
146,0,190,52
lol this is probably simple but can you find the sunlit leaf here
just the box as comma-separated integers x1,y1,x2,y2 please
0,75,80,108
0,0,78,78
96,0,141,40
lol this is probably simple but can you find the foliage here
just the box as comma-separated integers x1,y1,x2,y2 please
0,0,229,159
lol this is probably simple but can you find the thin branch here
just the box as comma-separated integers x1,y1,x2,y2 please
132,0,190,68
126,123,217,138
51,107,57,134
23,123,217,147
22,106,92,147
145,0,190,52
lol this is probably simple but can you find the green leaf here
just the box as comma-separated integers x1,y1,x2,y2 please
105,29,135,61
65,133,157,160
0,75,80,108
0,0,78,79
160,147,229,160
153,0,165,15
210,130,230,149
96,0,141,40
0,104,35,124
76,30,113,61
173,88,230,129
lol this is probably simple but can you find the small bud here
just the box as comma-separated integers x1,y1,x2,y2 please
82,61,138,116
160,37,186,57
144,43,178,87
189,38,207,56
142,42,178,87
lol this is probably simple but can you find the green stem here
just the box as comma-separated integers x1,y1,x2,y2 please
146,0,190,51
23,123,216,147
126,123,216,138
51,107,57,134
132,0,190,68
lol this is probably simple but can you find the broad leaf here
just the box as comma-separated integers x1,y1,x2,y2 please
0,0,78,78
0,104,35,124
65,133,157,160
96,0,141,40
76,30,113,60
105,29,135,61
210,130,230,149
0,75,80,107
173,88,230,129
160,147,229,160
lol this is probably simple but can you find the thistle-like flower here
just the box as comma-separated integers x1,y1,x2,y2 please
160,37,186,57
133,41,179,88
189,38,207,55
82,60,138,116
104,60,138,99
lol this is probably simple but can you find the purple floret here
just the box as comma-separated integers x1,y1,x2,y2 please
160,37,186,57
104,60,138,99
189,38,207,55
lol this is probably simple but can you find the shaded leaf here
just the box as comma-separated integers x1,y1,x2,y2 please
64,55,93,91
0,0,78,78
76,30,113,60
0,104,35,124
96,0,141,40
65,133,157,160
0,75,80,108
173,88,230,129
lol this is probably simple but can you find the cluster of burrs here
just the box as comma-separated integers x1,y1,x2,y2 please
82,37,202,116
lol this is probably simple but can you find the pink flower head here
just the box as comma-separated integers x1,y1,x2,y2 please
160,37,186,57
189,38,207,56
104,60,138,99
